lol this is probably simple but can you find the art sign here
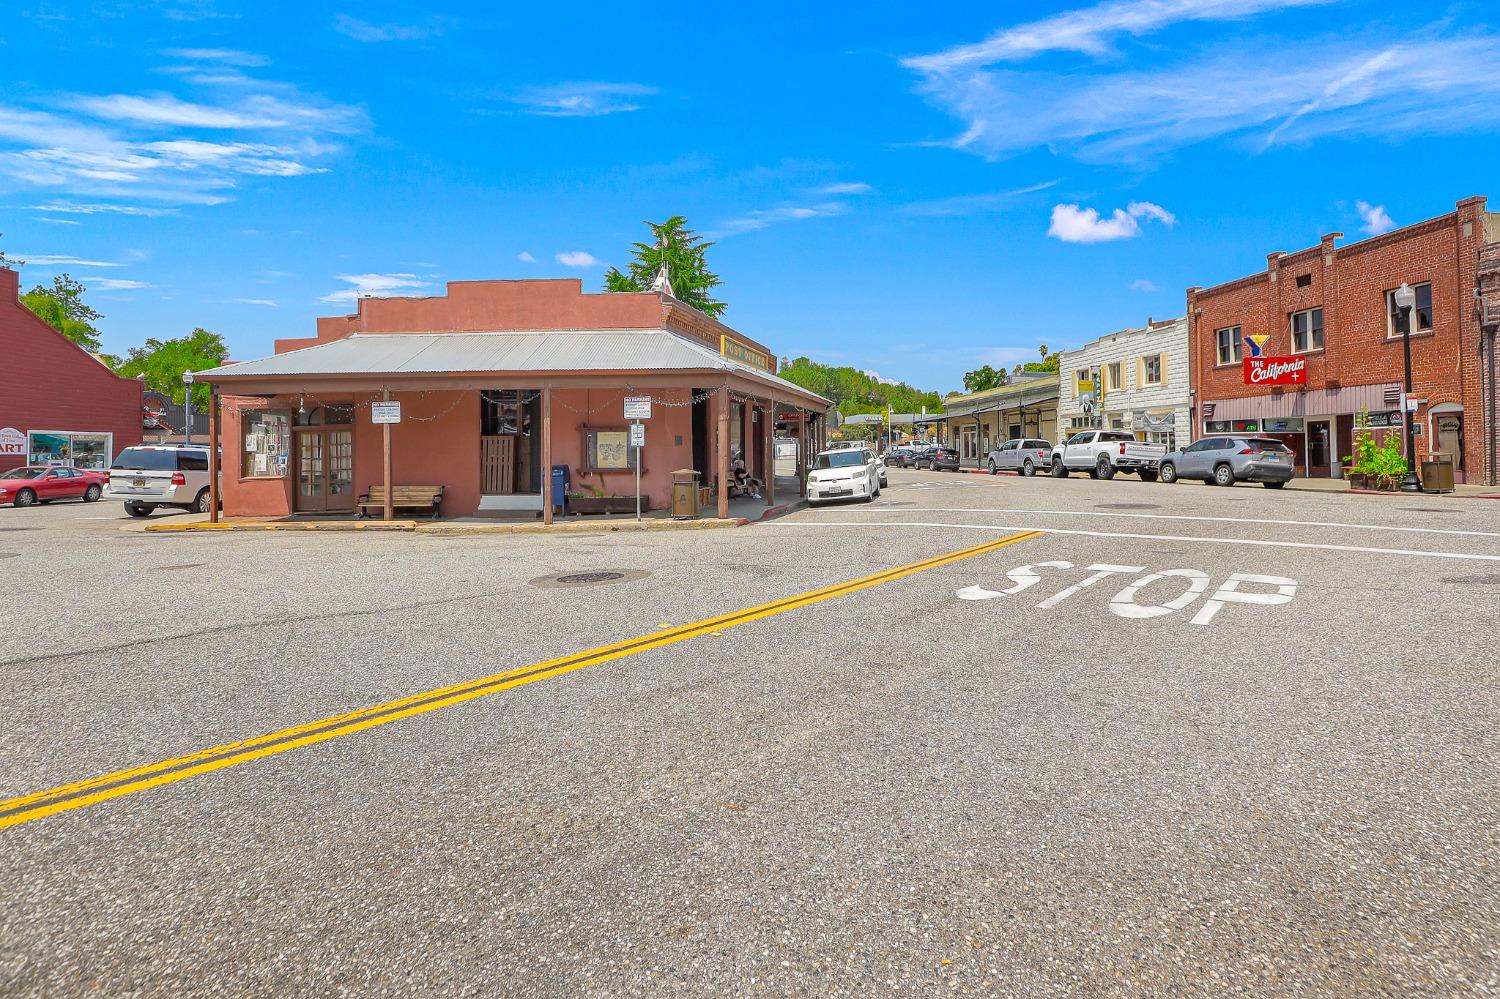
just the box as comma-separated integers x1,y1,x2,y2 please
0,427,25,456
1243,355,1308,386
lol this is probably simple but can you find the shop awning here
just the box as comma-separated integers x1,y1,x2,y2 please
197,329,829,407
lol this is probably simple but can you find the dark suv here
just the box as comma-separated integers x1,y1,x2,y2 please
917,445,961,471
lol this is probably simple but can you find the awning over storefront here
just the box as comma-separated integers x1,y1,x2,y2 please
1201,382,1399,421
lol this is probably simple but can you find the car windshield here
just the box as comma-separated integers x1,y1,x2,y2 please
111,448,178,471
0,467,46,480
815,451,866,469
1246,438,1292,452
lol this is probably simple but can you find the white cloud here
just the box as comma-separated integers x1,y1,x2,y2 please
34,217,80,225
15,254,122,267
226,297,277,306
164,48,268,67
713,201,847,237
333,14,436,42
1048,201,1175,243
1129,278,1159,292
1355,200,1395,235
903,8,1500,164
29,201,181,217
905,0,1331,71
80,277,151,290
901,179,1061,217
319,272,431,303
517,251,536,263
555,251,600,267
819,182,873,195
511,82,657,117
862,368,900,385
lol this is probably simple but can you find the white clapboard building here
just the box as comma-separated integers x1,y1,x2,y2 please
1055,317,1191,449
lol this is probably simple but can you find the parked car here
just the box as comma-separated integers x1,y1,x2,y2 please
826,440,865,451
1050,430,1166,480
806,448,880,505
1159,436,1295,488
0,466,107,507
866,448,888,488
884,444,920,468
917,444,961,471
986,439,1053,477
103,444,218,517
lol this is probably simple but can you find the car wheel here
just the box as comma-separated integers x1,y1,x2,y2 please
988,459,997,475
193,488,212,513
1051,459,1068,478
1263,481,1285,489
1022,459,1035,477
1159,462,1178,484
125,502,156,518
880,476,887,488
1213,463,1235,487
84,484,103,502
1138,470,1158,483
863,486,876,503
1095,456,1116,480
13,488,36,508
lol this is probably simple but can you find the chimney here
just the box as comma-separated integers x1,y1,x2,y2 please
0,266,18,302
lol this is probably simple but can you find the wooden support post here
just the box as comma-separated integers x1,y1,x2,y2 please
797,413,807,495
207,384,220,523
541,385,554,525
764,401,775,504
717,386,730,520
382,387,393,522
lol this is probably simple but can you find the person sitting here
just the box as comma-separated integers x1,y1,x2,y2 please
731,452,764,499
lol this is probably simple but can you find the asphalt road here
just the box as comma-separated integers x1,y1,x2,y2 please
2,472,1497,997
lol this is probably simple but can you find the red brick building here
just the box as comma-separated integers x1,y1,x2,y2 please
1187,196,1500,484
0,267,142,471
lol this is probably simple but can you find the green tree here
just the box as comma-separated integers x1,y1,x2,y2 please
962,364,1007,393
776,357,943,419
22,274,104,353
0,232,20,269
116,328,230,409
603,215,727,318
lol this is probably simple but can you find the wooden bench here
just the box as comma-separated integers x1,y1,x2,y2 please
357,484,444,519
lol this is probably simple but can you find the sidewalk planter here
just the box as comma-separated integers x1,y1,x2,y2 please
569,494,649,515
1344,470,1367,489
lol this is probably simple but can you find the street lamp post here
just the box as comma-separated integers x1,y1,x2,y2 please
182,367,195,441
1391,282,1422,492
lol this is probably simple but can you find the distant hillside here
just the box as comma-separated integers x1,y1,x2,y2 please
777,357,944,417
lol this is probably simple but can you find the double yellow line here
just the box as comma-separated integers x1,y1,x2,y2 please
1,531,1039,831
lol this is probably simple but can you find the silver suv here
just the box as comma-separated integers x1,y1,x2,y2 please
104,445,218,517
1159,436,1295,488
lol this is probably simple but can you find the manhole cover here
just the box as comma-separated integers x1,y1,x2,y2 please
0,527,34,532
0,552,16,559
532,569,648,588
1404,508,1459,514
557,571,625,584
1096,503,1160,510
1442,574,1500,586
153,563,206,571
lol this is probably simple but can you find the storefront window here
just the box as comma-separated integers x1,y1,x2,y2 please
582,428,641,471
26,431,114,469
241,409,291,477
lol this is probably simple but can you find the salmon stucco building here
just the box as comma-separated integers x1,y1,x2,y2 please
194,278,830,521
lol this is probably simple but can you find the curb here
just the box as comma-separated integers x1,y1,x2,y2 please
144,516,754,535
1282,484,1500,500
752,498,807,522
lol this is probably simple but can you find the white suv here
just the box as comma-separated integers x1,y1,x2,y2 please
104,445,218,517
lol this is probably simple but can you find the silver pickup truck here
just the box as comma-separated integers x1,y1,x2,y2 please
1050,430,1166,481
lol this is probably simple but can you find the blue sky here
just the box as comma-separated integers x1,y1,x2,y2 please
3,0,1498,394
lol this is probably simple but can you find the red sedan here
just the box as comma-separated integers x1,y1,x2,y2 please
0,466,107,507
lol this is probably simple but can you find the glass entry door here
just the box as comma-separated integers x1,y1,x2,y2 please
295,429,354,512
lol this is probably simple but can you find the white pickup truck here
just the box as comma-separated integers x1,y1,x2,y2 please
1050,430,1166,481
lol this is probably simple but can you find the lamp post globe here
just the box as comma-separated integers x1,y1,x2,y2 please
1392,283,1422,492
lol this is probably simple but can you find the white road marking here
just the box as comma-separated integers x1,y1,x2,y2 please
852,505,1500,540
1109,569,1211,619
778,520,1500,563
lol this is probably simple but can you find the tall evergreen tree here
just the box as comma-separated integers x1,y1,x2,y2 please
603,216,727,318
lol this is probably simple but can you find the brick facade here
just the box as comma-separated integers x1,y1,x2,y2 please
0,267,142,471
1187,197,1499,484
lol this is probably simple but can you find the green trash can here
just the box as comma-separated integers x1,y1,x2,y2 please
1421,457,1455,494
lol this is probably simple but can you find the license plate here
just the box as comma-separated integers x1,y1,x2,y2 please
826,487,849,496
132,478,147,487
1262,453,1279,461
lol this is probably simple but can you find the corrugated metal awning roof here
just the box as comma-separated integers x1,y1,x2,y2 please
197,329,829,405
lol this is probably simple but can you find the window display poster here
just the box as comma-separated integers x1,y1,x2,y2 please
596,431,629,469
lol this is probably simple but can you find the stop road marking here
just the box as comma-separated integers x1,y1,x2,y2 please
957,561,1298,626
